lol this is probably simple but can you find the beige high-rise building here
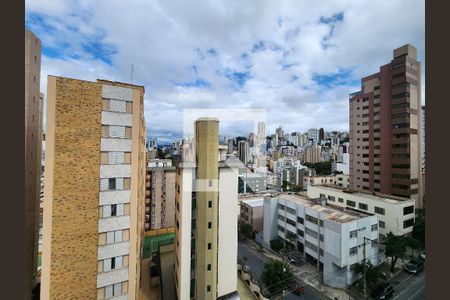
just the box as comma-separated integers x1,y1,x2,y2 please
174,118,240,300
40,76,146,299
146,159,176,231
349,44,423,209
305,144,321,164
25,28,43,299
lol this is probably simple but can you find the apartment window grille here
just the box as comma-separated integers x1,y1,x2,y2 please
349,246,358,256
346,200,356,207
379,221,385,228
371,224,378,231
350,230,357,239
359,203,368,210
297,217,304,224
403,205,414,215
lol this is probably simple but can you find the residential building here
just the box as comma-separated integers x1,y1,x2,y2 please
147,137,157,151
336,174,350,188
41,77,146,299
263,193,381,288
238,140,250,165
349,44,423,208
319,128,325,141
239,197,264,233
146,160,176,231
305,145,321,163
276,126,284,140
303,175,336,191
420,105,425,171
308,128,319,144
174,118,240,300
307,185,415,236
25,28,43,298
238,171,267,194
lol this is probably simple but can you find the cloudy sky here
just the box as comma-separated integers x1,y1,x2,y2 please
25,0,424,144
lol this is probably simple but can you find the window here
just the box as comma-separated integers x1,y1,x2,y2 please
328,195,335,202
305,215,318,224
208,222,212,229
305,228,319,239
104,230,123,245
297,229,304,237
109,178,116,190
105,283,122,298
379,221,385,228
350,230,357,239
349,246,358,256
207,264,211,271
111,204,117,216
403,219,414,229
287,219,296,227
319,220,324,227
278,204,285,210
403,205,414,215
374,207,385,215
346,200,356,207
208,243,212,250
209,180,212,187
320,193,326,199
297,217,304,224
338,198,344,203
371,224,378,231
207,285,211,293
208,201,212,208
278,215,285,221
359,203,368,210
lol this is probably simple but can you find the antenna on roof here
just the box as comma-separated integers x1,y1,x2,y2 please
130,64,134,83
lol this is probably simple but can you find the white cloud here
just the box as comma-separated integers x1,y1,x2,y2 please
25,0,425,143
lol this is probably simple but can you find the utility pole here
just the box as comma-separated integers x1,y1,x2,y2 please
362,237,370,299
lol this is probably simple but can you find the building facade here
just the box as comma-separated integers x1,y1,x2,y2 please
25,28,43,299
238,140,250,165
173,118,239,300
146,160,176,231
263,193,381,288
349,44,423,208
305,144,321,163
41,77,146,299
307,185,415,236
303,175,336,191
239,197,264,233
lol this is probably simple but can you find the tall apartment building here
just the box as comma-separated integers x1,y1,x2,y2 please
174,118,240,300
25,28,43,299
420,105,425,171
146,159,176,231
349,44,423,208
308,128,319,144
238,140,250,165
41,77,146,299
305,144,321,163
257,121,266,153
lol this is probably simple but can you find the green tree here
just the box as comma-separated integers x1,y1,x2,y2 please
354,260,385,288
239,222,253,239
261,260,294,296
412,216,425,247
270,239,284,253
384,232,410,272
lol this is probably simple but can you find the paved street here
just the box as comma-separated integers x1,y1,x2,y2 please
238,241,328,300
390,269,425,300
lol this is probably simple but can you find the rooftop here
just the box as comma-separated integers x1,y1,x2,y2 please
240,198,264,208
311,185,414,204
277,193,372,223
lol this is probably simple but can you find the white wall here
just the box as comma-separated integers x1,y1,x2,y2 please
263,197,278,244
217,167,238,297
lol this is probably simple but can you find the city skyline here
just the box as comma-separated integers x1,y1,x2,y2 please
25,0,424,144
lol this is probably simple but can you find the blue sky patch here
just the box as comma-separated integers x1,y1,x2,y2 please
319,12,344,24
175,79,211,88
312,68,357,87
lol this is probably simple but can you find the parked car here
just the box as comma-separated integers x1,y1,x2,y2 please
372,282,395,300
420,251,425,260
404,257,425,274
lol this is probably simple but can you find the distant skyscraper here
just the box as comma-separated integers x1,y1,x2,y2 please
174,118,239,299
25,28,43,299
349,44,423,208
257,121,266,153
319,128,325,141
227,137,234,154
276,126,284,140
308,128,319,144
41,77,146,299
248,132,255,147
238,140,250,164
